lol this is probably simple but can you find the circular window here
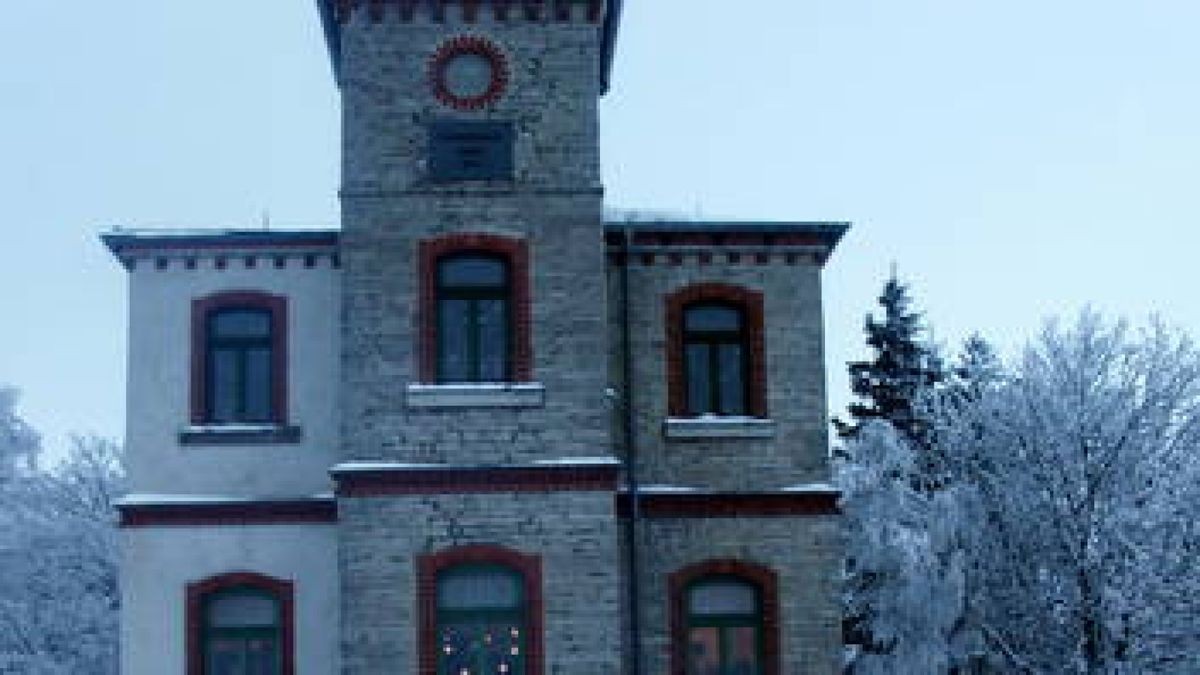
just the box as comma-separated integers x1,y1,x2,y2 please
430,37,509,110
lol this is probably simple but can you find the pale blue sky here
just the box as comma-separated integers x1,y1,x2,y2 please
3,1,1198,457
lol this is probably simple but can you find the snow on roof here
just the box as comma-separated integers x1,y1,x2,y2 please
115,493,335,507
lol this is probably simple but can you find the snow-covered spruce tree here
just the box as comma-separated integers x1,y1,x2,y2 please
939,312,1200,674
0,434,124,674
835,275,945,482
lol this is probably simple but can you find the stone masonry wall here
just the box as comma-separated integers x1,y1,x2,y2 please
634,515,843,675
338,12,609,465
607,255,833,490
338,491,623,674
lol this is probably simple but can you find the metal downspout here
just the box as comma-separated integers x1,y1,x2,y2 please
620,227,644,675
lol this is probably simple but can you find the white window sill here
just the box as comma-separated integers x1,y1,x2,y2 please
178,423,303,445
405,383,546,409
663,416,776,440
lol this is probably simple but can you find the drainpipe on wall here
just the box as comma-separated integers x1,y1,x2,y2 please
620,227,644,675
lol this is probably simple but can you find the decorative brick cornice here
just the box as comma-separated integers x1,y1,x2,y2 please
417,545,544,675
187,572,296,675
334,462,621,497
334,0,604,24
118,498,337,528
665,283,767,418
616,491,840,518
418,232,532,383
668,560,780,675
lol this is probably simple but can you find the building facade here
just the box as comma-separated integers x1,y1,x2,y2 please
107,1,847,673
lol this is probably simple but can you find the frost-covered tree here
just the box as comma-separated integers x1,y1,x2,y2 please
947,313,1200,673
0,435,124,674
835,275,944,460
0,386,40,480
838,423,965,674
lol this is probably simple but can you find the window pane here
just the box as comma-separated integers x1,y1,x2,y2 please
685,306,741,333
439,256,507,288
212,310,271,339
210,349,239,423
205,639,245,675
208,593,278,628
689,580,758,616
686,344,712,415
438,568,522,611
717,344,746,415
687,627,721,675
729,626,762,674
477,299,509,381
243,348,273,421
439,299,472,382
245,638,279,675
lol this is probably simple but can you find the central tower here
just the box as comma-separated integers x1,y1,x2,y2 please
324,2,626,672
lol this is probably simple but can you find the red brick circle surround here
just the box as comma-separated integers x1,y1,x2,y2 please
418,233,532,383
417,544,544,675
665,283,767,418
429,36,510,111
668,559,780,675
186,571,295,675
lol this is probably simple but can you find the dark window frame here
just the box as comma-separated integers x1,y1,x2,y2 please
186,572,295,675
419,234,532,384
682,302,750,416
191,291,288,426
665,284,767,418
435,252,513,383
668,560,780,675
683,575,765,675
418,544,544,675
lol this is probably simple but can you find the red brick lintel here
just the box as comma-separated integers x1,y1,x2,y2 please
617,491,840,518
118,498,337,528
333,463,622,497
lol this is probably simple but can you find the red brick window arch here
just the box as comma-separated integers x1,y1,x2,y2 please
191,291,288,425
417,544,544,675
419,234,532,383
186,571,295,675
666,283,766,417
669,559,780,675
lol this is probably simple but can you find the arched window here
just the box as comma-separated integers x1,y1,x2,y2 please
670,560,779,675
419,234,532,384
666,284,767,418
187,572,294,675
683,303,748,416
418,545,543,675
684,577,763,675
436,253,511,382
191,291,288,425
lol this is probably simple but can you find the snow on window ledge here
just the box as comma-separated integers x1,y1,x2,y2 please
178,423,303,446
405,382,545,409
663,416,776,440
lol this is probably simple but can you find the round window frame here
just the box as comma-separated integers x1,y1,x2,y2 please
430,36,510,111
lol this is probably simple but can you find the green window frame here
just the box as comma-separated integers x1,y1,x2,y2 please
201,587,283,675
682,303,749,416
435,253,513,383
685,576,765,675
435,563,528,675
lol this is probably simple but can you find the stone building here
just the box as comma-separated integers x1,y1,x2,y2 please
105,1,847,673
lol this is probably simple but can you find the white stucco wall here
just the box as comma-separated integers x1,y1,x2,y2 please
125,255,340,497
120,523,339,674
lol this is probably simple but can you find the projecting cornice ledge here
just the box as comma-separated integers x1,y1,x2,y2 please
331,458,623,497
617,486,841,518
115,495,338,528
